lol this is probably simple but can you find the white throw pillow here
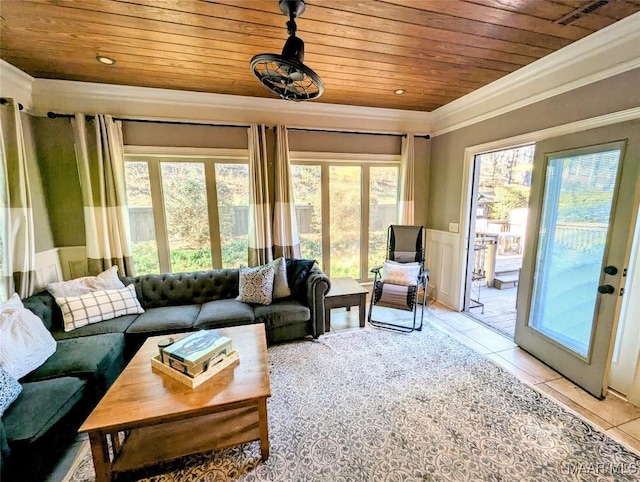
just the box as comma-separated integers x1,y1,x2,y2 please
236,264,275,305
57,284,144,332
0,293,57,380
381,260,421,286
89,265,126,291
46,266,125,299
270,257,291,299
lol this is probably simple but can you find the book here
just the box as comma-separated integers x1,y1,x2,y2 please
161,330,232,377
151,350,239,389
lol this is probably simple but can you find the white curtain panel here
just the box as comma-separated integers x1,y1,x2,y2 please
273,125,301,259
71,114,135,276
247,124,273,266
398,133,415,225
0,99,36,299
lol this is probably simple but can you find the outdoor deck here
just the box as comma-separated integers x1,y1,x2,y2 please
466,254,520,338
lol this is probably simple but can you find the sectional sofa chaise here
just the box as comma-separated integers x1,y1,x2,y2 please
1,261,330,482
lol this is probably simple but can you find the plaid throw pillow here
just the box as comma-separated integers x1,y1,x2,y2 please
57,284,144,332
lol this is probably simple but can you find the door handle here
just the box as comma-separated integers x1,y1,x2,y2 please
598,284,615,294
604,266,618,275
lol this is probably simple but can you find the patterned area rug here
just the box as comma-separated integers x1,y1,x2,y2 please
66,324,639,481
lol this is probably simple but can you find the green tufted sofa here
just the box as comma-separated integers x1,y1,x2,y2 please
1,262,330,482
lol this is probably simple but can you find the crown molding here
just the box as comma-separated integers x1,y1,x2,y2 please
430,12,640,137
30,78,431,134
0,60,34,109
467,106,640,155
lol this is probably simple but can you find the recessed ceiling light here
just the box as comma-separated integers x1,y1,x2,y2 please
96,55,116,65
394,89,405,95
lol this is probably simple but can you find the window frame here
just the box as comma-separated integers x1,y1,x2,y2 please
124,146,249,272
289,151,401,281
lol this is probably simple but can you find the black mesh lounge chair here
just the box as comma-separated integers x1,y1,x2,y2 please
367,225,428,332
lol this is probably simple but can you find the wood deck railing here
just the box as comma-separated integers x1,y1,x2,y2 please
473,222,608,288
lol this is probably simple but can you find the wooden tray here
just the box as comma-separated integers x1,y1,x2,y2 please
151,350,239,388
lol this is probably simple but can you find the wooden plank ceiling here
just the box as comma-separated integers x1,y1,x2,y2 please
1,0,639,112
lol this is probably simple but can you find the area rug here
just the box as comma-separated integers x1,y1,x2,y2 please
66,324,639,481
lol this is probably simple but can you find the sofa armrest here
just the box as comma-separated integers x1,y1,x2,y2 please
304,265,331,338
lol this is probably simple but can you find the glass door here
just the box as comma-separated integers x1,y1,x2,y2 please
515,139,634,398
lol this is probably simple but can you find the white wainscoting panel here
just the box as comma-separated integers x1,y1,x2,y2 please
58,246,87,280
426,229,462,310
34,249,63,290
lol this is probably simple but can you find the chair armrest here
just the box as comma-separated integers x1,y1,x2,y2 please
305,265,331,337
419,269,429,288
370,266,382,274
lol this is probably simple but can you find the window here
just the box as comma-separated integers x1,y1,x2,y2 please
0,206,5,301
0,153,7,300
289,165,322,261
124,148,249,274
290,154,400,281
125,161,160,274
369,167,399,274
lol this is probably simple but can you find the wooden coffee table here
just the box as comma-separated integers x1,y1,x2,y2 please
79,324,271,482
324,277,369,331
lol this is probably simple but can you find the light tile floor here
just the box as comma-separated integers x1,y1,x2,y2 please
328,300,640,456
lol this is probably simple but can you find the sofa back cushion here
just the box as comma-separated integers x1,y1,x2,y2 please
126,269,241,309
21,291,60,331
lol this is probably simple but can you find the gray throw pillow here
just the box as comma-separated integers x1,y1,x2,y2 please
270,257,291,299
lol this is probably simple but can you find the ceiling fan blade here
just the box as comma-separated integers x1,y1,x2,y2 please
287,70,305,82
264,72,287,84
285,83,301,94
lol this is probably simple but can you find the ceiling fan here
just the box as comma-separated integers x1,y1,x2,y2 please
250,0,324,101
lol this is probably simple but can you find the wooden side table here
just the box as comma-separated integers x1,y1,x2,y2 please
324,277,369,331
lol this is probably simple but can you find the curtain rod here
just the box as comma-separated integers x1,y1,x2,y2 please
286,127,430,139
45,112,249,128
0,98,24,111
114,118,250,128
44,112,430,138
47,112,76,119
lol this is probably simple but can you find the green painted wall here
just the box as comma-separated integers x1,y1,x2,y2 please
32,117,85,247
21,113,55,252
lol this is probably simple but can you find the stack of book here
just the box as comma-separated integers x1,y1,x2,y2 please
150,330,239,388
